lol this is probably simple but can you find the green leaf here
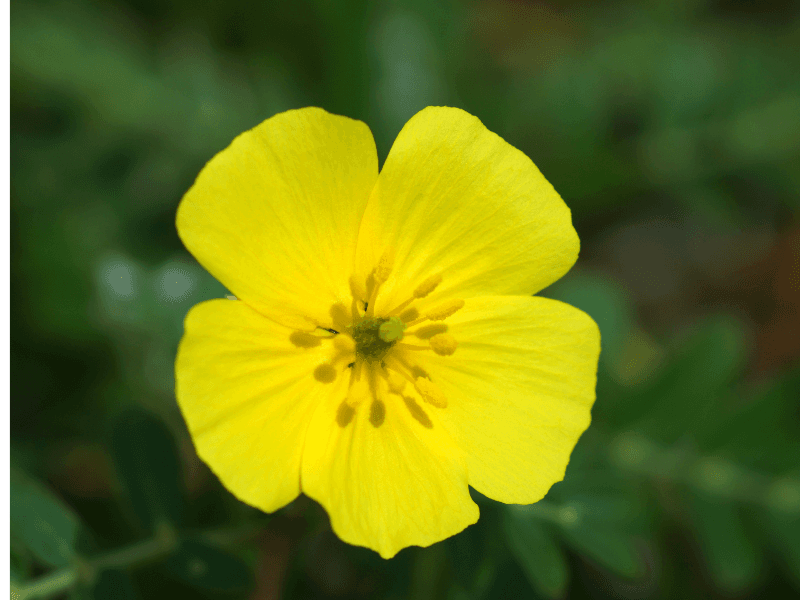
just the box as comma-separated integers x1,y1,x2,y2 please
763,495,800,588
10,467,81,567
447,520,485,592
10,537,33,582
410,542,448,600
91,570,140,600
163,539,253,593
111,409,184,530
632,315,747,443
558,504,643,580
699,370,800,471
552,469,655,535
504,507,569,598
686,491,762,594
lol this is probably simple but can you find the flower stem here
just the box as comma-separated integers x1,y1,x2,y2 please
607,431,800,513
13,568,78,600
14,518,271,600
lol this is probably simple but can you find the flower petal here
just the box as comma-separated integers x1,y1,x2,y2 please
301,388,479,558
176,299,348,512
355,106,578,313
421,295,600,504
177,108,378,330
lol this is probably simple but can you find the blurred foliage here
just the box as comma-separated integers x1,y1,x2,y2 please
10,0,800,598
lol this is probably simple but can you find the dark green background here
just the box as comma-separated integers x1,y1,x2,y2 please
10,0,800,598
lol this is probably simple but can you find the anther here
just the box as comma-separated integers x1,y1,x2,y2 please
369,399,386,427
412,323,448,339
373,249,394,284
414,273,442,298
336,400,355,427
402,396,433,428
365,250,394,318
387,353,429,382
313,363,337,384
414,378,448,408
429,334,458,356
289,331,322,348
411,365,429,379
425,299,465,321
399,307,419,323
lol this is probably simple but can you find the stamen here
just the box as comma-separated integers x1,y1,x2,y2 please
414,378,448,408
336,400,355,427
350,361,363,387
429,333,458,356
373,250,394,284
383,368,406,394
402,395,433,428
387,273,443,316
289,331,321,348
367,366,379,398
398,332,458,355
366,368,386,428
329,302,351,332
340,265,455,423
369,399,386,427
396,342,431,351
384,356,417,385
399,307,419,323
411,323,448,339
409,364,429,380
386,355,435,405
404,299,465,327
366,285,379,318
349,275,367,304
383,366,440,428
349,275,367,320
313,363,337,383
425,299,465,321
413,273,442,298
389,351,429,380
366,249,394,318
386,298,414,317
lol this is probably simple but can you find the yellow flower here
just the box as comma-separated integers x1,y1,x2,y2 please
175,106,600,559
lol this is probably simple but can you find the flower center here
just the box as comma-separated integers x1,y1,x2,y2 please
291,248,464,429
349,316,406,363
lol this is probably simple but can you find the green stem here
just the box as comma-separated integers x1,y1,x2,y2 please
13,568,78,600
15,518,271,600
15,524,176,600
607,431,800,512
93,526,178,571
